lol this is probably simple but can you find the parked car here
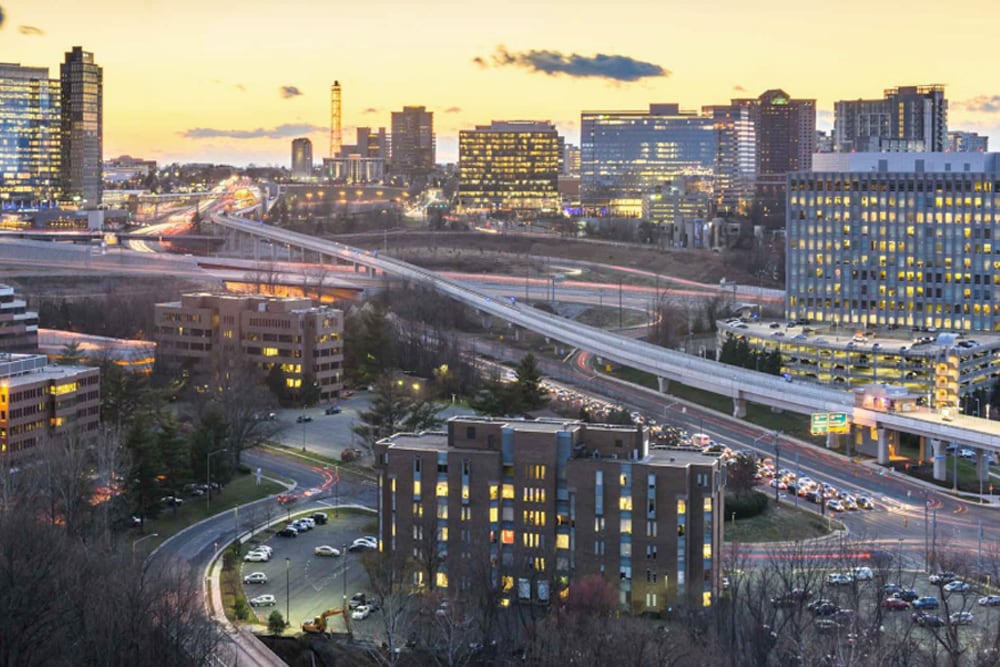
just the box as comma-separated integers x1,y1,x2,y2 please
250,594,277,607
251,544,273,556
810,600,838,617
978,595,1000,607
244,550,270,562
314,545,341,557
896,589,920,602
296,415,313,423
243,572,268,585
815,619,841,634
348,539,375,552
852,567,874,581
913,612,945,627
771,589,812,607
349,593,367,610
944,580,970,593
311,512,329,525
883,597,910,611
912,597,940,610
277,528,299,538
826,573,853,586
950,611,974,625
161,496,185,507
351,605,371,620
929,571,957,585
325,405,342,415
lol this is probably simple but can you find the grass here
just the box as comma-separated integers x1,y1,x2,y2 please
724,496,842,543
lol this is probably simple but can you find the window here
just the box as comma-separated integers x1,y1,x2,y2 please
413,480,421,498
594,517,605,532
646,520,657,537
595,540,605,555
502,484,514,499
556,533,570,550
646,569,657,583
620,517,632,535
436,572,448,589
412,503,423,518
436,481,448,497
489,507,499,522
619,495,633,511
501,529,515,545
645,593,658,608
704,498,713,512
646,545,657,560
466,426,476,439
703,543,712,559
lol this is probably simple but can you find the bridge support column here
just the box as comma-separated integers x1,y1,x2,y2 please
876,428,890,465
732,397,746,419
918,436,927,464
657,377,669,394
976,449,990,484
932,439,947,481
825,432,835,450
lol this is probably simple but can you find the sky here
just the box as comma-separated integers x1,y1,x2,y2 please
2,0,999,167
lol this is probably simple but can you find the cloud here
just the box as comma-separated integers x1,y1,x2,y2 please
732,84,746,92
234,83,246,92
471,56,486,68
956,95,1000,114
444,106,461,114
362,107,378,114
279,85,303,99
476,45,669,82
179,123,325,140
18,25,43,36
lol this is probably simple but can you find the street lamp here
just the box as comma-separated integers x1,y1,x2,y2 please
286,557,291,627
132,532,159,566
206,448,227,512
773,431,782,503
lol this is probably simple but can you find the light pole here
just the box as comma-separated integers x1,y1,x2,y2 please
285,557,291,626
773,431,782,503
206,448,227,513
132,532,159,566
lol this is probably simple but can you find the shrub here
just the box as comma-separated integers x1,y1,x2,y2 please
268,610,286,635
233,597,250,621
724,491,768,520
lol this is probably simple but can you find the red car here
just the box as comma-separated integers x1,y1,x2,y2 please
883,597,910,611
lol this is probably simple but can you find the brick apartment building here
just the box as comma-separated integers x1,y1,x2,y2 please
0,284,39,353
0,353,101,458
154,293,344,402
374,417,724,614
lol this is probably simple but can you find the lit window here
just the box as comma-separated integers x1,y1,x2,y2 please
436,481,448,497
702,591,712,607
489,484,498,500
413,480,421,498
620,496,632,511
501,529,515,545
502,484,514,499
436,572,448,589
489,507,498,522
263,347,278,357
703,543,712,559
704,498,713,512
556,534,570,550
677,499,686,514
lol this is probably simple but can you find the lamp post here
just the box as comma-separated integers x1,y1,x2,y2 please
131,532,159,566
206,448,227,512
285,557,291,626
773,431,781,503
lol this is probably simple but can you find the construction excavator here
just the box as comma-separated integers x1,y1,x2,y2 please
302,607,351,636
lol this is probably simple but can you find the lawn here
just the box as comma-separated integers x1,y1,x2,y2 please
724,496,842,543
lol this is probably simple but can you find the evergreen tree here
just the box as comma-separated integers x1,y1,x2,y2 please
157,417,192,498
125,420,163,523
512,353,548,411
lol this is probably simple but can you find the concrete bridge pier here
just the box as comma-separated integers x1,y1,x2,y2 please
917,436,927,464
932,439,947,481
732,396,746,419
657,377,669,394
876,428,893,465
976,449,990,484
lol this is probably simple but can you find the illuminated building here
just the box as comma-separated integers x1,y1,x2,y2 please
374,417,723,613
154,294,344,402
458,121,560,212
580,104,715,217
948,131,989,153
340,127,388,160
102,155,156,185
60,47,103,208
330,81,342,158
642,177,714,247
787,152,1000,331
0,353,101,458
834,85,947,153
291,138,313,179
390,106,435,183
0,285,38,352
0,63,61,207
322,155,385,184
703,104,756,217
562,144,581,177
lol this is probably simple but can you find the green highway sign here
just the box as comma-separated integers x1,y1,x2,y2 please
828,412,849,434
810,413,829,435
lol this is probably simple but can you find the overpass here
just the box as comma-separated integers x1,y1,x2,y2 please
212,214,1000,481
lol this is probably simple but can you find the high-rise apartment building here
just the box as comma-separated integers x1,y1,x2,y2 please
787,152,1000,330
0,63,61,207
948,131,989,153
0,353,101,458
154,294,344,402
580,104,716,217
374,417,723,613
734,90,815,225
458,121,560,212
834,85,947,153
59,47,102,208
291,138,313,179
0,285,39,352
390,106,435,183
703,104,756,217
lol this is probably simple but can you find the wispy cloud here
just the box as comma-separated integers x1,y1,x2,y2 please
732,84,746,92
474,45,669,83
18,25,43,36
180,123,325,140
234,83,246,92
362,107,379,114
444,106,461,114
956,95,1000,114
280,85,303,99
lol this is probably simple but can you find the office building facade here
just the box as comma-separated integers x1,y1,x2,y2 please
580,104,715,217
834,85,947,154
60,47,102,208
0,63,61,207
390,106,435,183
948,131,989,153
154,293,344,402
0,353,101,457
0,285,39,352
703,104,756,217
291,138,313,179
458,121,560,212
374,417,724,613
787,152,1000,331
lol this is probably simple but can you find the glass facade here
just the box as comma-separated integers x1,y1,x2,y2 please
0,64,61,207
60,47,103,208
580,104,715,216
458,121,560,212
787,159,1000,331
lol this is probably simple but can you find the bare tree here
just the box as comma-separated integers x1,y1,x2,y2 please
361,549,422,667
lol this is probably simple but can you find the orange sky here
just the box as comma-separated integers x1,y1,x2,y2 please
2,0,999,166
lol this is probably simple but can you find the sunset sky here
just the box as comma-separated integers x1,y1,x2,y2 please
2,0,999,167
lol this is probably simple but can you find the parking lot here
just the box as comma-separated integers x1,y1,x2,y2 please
239,510,378,635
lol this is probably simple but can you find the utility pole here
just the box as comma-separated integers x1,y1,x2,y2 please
773,431,781,503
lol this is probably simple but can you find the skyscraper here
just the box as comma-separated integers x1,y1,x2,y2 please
458,121,560,212
834,85,947,153
580,104,716,217
947,131,988,153
734,89,815,225
290,137,313,179
329,81,342,159
0,63,61,207
390,106,435,183
703,104,756,217
59,47,102,208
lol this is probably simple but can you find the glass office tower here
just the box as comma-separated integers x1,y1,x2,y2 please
60,47,102,208
0,63,61,208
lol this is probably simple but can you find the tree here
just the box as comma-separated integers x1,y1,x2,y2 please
726,453,758,498
353,373,443,453
343,302,395,385
190,405,231,485
124,419,163,523
361,549,421,667
511,353,547,411
157,417,192,499
212,362,278,466
267,610,286,635
57,340,85,365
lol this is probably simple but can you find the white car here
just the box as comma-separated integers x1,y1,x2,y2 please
314,545,341,557
243,572,268,585
852,567,874,581
251,545,273,556
826,573,853,586
351,605,371,620
250,594,276,607
244,550,270,562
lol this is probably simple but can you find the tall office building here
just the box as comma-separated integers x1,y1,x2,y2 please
580,104,716,217
390,106,435,183
834,85,947,153
329,81,342,159
291,138,313,179
787,152,1000,330
458,121,560,212
562,144,581,177
734,90,815,225
948,131,989,153
0,285,39,352
703,104,756,217
59,47,102,208
0,63,61,207
374,417,724,613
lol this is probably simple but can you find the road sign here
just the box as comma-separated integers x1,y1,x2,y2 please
828,412,849,434
934,454,947,461
810,413,829,435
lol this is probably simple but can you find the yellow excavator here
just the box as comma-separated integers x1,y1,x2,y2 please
302,606,351,636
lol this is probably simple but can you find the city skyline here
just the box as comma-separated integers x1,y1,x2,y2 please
2,0,999,166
